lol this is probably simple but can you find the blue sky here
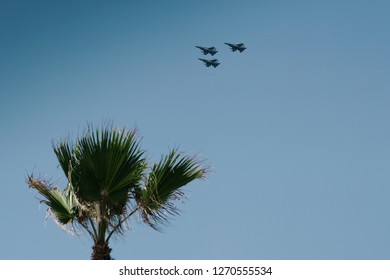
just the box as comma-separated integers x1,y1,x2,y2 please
1,0,390,259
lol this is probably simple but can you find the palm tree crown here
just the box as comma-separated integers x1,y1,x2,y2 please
28,124,207,259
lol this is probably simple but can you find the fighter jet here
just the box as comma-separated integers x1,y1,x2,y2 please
195,46,218,56
198,58,220,68
224,42,246,53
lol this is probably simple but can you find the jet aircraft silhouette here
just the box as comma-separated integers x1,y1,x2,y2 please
195,46,218,56
198,58,220,68
224,42,246,53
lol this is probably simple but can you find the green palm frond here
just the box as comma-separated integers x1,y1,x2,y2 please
27,176,78,225
54,125,147,212
52,138,73,180
137,149,206,230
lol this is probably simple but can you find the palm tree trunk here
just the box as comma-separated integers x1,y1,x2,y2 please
91,242,112,260
92,203,112,260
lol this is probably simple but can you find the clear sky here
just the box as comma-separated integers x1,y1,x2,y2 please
1,0,390,260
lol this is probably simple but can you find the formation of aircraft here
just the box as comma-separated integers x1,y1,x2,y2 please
224,42,246,53
196,42,246,68
198,58,220,68
195,46,218,56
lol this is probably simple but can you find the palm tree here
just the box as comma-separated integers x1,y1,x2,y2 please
27,124,207,260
